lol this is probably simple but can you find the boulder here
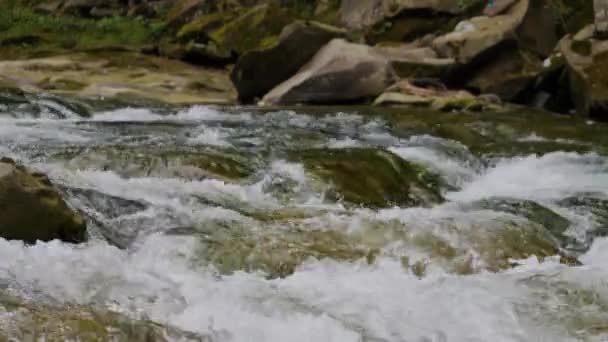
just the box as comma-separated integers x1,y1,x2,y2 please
231,21,346,103
261,39,398,105
290,148,444,208
516,0,559,57
560,24,608,118
432,0,530,63
466,46,543,101
0,159,86,243
338,0,465,30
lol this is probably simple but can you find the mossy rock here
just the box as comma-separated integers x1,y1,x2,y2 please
231,20,346,102
290,148,444,208
558,196,608,247
0,159,86,243
474,197,577,249
208,3,294,55
189,223,371,278
56,145,257,182
165,0,207,27
176,11,234,43
0,290,203,341
366,10,456,45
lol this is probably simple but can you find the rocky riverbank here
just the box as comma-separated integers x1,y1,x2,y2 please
0,0,605,119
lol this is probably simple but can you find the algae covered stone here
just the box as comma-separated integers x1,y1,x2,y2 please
0,158,86,243
291,148,444,208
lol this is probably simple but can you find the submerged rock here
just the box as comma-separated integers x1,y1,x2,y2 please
231,20,346,103
0,290,206,341
474,197,576,249
0,158,86,243
56,146,257,182
261,39,398,105
191,223,372,279
291,148,444,208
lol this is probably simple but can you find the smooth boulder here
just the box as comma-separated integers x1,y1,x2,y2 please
0,159,86,243
231,21,346,103
261,39,398,105
432,0,529,63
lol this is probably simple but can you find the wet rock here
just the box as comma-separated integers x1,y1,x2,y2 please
0,159,86,243
558,195,608,245
231,20,346,103
0,291,207,341
194,224,372,278
290,148,444,208
57,146,256,182
474,197,576,249
560,24,608,119
261,39,398,105
432,0,529,63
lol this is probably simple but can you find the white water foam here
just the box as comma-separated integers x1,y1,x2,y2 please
448,152,608,202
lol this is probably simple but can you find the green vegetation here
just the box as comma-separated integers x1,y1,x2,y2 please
0,0,164,58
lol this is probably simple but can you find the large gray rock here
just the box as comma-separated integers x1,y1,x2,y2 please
432,0,530,63
339,0,464,30
0,158,86,243
231,21,346,103
260,39,398,105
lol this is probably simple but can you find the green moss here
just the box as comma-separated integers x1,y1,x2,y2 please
0,1,162,57
291,148,444,209
209,4,293,54
195,225,369,278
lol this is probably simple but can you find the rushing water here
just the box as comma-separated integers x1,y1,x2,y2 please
1,99,608,341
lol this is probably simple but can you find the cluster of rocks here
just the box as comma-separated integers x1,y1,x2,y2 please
2,0,606,118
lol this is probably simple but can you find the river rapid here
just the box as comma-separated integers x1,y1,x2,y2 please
1,98,608,341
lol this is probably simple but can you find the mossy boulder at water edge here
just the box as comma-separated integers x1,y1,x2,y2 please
290,148,444,208
0,158,86,243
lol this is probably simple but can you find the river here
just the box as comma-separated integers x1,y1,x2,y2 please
1,97,608,341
